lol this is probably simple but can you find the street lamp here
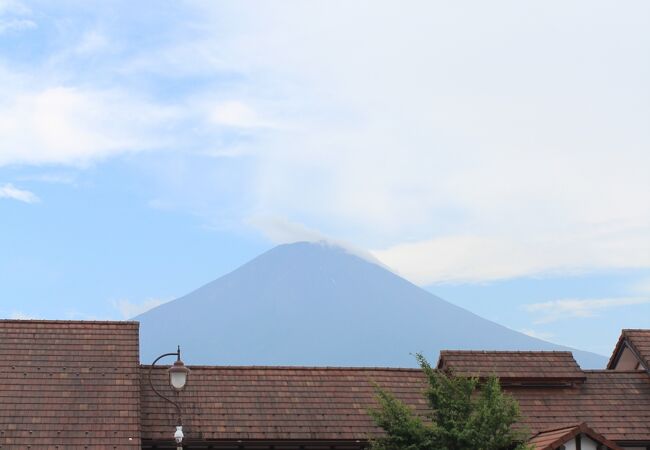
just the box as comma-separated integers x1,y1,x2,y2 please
148,346,190,449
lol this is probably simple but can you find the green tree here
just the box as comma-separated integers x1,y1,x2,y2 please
369,354,531,450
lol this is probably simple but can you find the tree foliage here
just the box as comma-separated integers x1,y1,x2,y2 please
369,354,531,450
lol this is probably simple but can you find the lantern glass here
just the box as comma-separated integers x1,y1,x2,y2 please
168,361,189,390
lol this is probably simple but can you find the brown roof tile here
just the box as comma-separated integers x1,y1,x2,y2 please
437,351,585,383
141,366,428,443
510,370,650,442
141,365,650,445
0,320,141,449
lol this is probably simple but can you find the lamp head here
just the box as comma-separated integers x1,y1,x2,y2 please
169,358,190,390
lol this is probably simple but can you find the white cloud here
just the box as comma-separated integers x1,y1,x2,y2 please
2,1,649,286
112,298,169,319
0,0,30,15
523,297,650,324
0,183,39,203
371,227,650,284
0,0,34,33
0,18,34,33
74,30,109,55
0,85,179,167
249,216,329,244
209,101,276,129
184,1,650,284
249,216,391,269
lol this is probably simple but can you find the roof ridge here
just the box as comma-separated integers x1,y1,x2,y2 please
531,423,583,435
0,319,139,325
440,350,574,354
142,364,424,372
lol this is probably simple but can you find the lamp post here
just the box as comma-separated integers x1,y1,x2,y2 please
148,346,190,449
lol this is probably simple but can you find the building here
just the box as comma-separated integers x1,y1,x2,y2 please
1,320,649,449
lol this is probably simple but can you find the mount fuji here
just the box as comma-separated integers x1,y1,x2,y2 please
136,241,606,368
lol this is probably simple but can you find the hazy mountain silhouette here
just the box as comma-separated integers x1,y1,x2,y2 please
137,242,607,368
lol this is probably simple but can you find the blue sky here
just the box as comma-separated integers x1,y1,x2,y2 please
1,1,649,357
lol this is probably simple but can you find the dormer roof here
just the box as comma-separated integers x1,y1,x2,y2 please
607,329,650,373
437,350,586,385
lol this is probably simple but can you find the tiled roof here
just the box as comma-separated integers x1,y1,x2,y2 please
607,329,650,371
437,351,585,383
510,370,650,442
527,423,622,450
141,365,650,445
4,320,650,448
141,366,428,444
0,320,141,449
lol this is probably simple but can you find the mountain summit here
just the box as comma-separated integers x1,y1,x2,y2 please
137,242,606,368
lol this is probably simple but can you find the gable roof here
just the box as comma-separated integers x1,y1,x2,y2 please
437,351,585,384
607,329,650,372
527,423,622,450
141,365,427,445
0,320,141,448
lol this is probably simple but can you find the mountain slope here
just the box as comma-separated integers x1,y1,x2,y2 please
137,242,607,368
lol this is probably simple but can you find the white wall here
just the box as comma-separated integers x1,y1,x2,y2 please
562,434,603,450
